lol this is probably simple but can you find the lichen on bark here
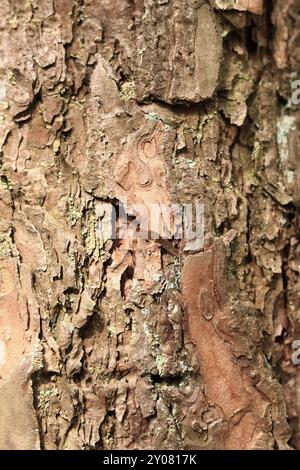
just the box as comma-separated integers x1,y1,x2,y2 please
0,0,300,450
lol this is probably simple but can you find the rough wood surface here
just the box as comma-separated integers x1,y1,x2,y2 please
0,0,299,450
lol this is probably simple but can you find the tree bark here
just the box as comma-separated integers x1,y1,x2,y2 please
0,0,299,450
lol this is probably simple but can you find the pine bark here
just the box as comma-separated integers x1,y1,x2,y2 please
0,0,299,450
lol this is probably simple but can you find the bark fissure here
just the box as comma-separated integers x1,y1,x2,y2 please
0,0,299,450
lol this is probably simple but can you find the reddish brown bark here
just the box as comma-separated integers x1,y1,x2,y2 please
0,0,300,450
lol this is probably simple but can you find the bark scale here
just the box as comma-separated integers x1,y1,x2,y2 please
0,0,299,450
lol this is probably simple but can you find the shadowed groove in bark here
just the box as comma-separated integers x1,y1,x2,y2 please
0,0,299,450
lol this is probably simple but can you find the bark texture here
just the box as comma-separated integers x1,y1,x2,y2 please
0,0,300,450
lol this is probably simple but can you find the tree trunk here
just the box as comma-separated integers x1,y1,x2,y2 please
0,0,299,450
